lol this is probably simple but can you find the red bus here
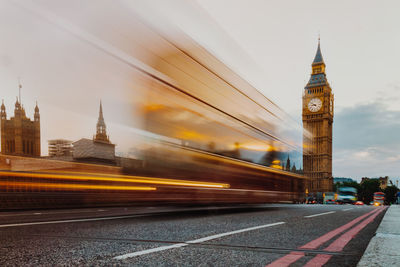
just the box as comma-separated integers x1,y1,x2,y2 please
373,192,385,206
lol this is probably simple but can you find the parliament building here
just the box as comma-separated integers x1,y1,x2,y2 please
0,98,41,157
302,40,334,192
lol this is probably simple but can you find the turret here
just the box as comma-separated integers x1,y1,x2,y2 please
291,163,297,172
33,101,41,156
0,100,6,120
14,97,22,117
34,101,40,122
286,154,291,171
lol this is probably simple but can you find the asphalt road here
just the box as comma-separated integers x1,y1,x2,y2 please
0,204,386,266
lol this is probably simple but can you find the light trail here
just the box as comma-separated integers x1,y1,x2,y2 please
0,181,156,191
13,0,301,152
0,171,229,189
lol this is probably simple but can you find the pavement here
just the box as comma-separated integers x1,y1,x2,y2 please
0,204,386,266
358,205,400,267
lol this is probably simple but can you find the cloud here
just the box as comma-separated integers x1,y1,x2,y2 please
334,101,400,148
333,99,400,180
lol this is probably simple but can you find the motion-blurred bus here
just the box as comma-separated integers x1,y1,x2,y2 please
336,187,357,204
323,192,335,204
0,3,308,210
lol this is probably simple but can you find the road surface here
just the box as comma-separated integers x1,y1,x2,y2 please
0,204,385,266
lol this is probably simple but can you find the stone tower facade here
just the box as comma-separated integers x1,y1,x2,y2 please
302,40,334,192
0,99,41,157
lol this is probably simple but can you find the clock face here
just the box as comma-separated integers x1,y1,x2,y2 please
308,98,322,112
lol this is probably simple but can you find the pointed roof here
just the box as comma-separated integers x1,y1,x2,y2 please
35,101,39,112
305,39,329,89
97,100,105,125
94,100,110,143
312,39,324,65
15,96,21,109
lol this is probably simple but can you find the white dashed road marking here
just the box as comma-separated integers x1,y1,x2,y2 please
114,221,285,260
304,211,336,218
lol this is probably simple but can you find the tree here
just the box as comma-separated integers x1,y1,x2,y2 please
384,185,399,204
359,179,381,204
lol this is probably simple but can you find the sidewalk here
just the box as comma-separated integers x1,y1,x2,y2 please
358,205,400,266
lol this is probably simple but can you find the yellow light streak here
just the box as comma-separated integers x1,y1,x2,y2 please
270,164,283,170
237,143,271,151
145,104,165,111
0,171,230,189
0,181,156,191
176,130,207,141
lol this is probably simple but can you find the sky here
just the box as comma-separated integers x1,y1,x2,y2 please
0,0,399,183
165,0,400,182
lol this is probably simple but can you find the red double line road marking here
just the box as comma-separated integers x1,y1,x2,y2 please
266,208,381,267
304,207,386,267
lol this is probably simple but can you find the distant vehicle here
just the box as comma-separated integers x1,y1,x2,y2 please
336,187,357,204
323,192,336,204
355,201,364,205
315,192,324,204
306,196,316,204
373,192,385,206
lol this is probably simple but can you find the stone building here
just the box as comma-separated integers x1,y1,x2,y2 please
73,101,115,164
302,40,334,192
0,98,40,157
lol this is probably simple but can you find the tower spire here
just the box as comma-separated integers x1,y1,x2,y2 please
94,100,110,143
305,39,328,88
99,100,104,120
18,77,22,104
312,38,324,65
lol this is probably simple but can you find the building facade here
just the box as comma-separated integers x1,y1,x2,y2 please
48,139,73,157
0,99,40,157
302,40,334,192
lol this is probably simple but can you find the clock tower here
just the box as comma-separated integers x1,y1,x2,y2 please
302,40,334,192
